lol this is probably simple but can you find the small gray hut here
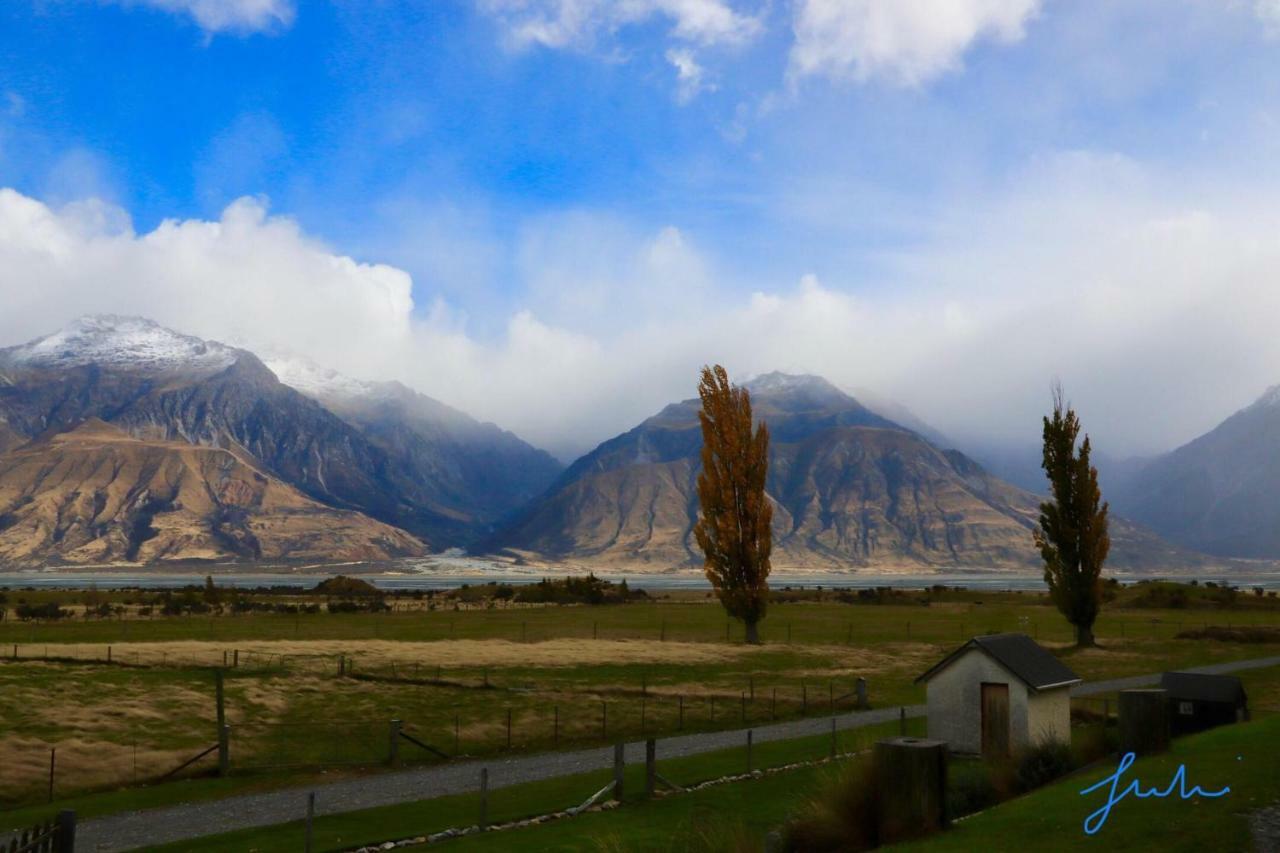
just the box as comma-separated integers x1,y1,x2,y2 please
915,633,1081,757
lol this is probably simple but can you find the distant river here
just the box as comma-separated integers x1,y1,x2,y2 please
3,566,1280,591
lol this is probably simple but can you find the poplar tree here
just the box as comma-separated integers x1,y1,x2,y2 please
693,365,772,644
1034,386,1110,647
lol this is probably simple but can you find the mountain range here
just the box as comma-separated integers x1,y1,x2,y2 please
1110,386,1280,559
0,316,559,564
482,373,1208,572
0,315,1265,572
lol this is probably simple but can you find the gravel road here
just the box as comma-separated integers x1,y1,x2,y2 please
42,653,1280,851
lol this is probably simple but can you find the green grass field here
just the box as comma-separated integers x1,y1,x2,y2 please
128,663,1280,853
1,580,1278,830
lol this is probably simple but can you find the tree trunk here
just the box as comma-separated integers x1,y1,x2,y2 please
1076,622,1096,648
744,619,760,645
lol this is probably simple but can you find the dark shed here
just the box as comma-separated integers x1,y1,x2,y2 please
1159,672,1248,736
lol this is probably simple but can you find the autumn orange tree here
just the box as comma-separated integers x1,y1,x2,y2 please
1034,386,1110,647
693,364,772,644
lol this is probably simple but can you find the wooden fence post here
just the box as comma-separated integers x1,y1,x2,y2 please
678,695,684,730
389,719,402,767
55,809,76,853
830,717,837,758
454,715,460,755
645,739,657,796
218,725,230,776
749,676,754,701
856,677,867,710
479,768,489,828
771,688,777,720
802,682,807,715
602,701,607,740
613,743,625,801
215,669,226,729
107,645,112,663
553,706,559,748
746,729,753,772
506,709,512,750
48,747,55,803
304,793,315,853
233,649,239,668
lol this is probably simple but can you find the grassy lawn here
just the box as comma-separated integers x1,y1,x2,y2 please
894,713,1280,851
144,717,926,853
2,583,1279,810
160,698,1278,853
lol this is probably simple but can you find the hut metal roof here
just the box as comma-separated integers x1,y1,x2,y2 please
915,633,1082,692
1159,672,1247,705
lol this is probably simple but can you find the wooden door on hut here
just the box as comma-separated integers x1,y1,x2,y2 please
981,682,1010,757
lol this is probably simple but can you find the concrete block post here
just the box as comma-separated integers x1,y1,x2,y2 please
873,737,949,843
1119,689,1170,755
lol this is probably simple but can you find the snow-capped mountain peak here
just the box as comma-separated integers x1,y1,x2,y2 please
1,315,239,374
263,353,380,400
745,371,838,394
1251,384,1280,410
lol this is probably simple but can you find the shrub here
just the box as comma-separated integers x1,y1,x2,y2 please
327,600,361,614
947,759,997,818
314,575,380,597
1015,740,1076,793
16,602,69,621
784,763,878,852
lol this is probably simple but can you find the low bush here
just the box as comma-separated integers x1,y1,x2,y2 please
15,602,69,621
1176,626,1280,643
1014,740,1077,793
783,763,878,852
947,759,998,819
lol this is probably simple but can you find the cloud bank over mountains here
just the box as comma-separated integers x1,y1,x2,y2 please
7,147,1280,464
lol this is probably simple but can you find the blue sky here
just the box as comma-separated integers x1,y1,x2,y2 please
5,1,1280,459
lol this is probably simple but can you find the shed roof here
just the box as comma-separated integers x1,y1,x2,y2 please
1159,672,1247,705
914,633,1082,692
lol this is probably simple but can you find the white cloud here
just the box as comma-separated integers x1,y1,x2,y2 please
478,0,762,50
666,47,715,103
788,0,1041,86
1258,0,1280,35
9,156,1280,464
110,0,296,35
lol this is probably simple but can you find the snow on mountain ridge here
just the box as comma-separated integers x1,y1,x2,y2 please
263,354,380,400
1,315,238,374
